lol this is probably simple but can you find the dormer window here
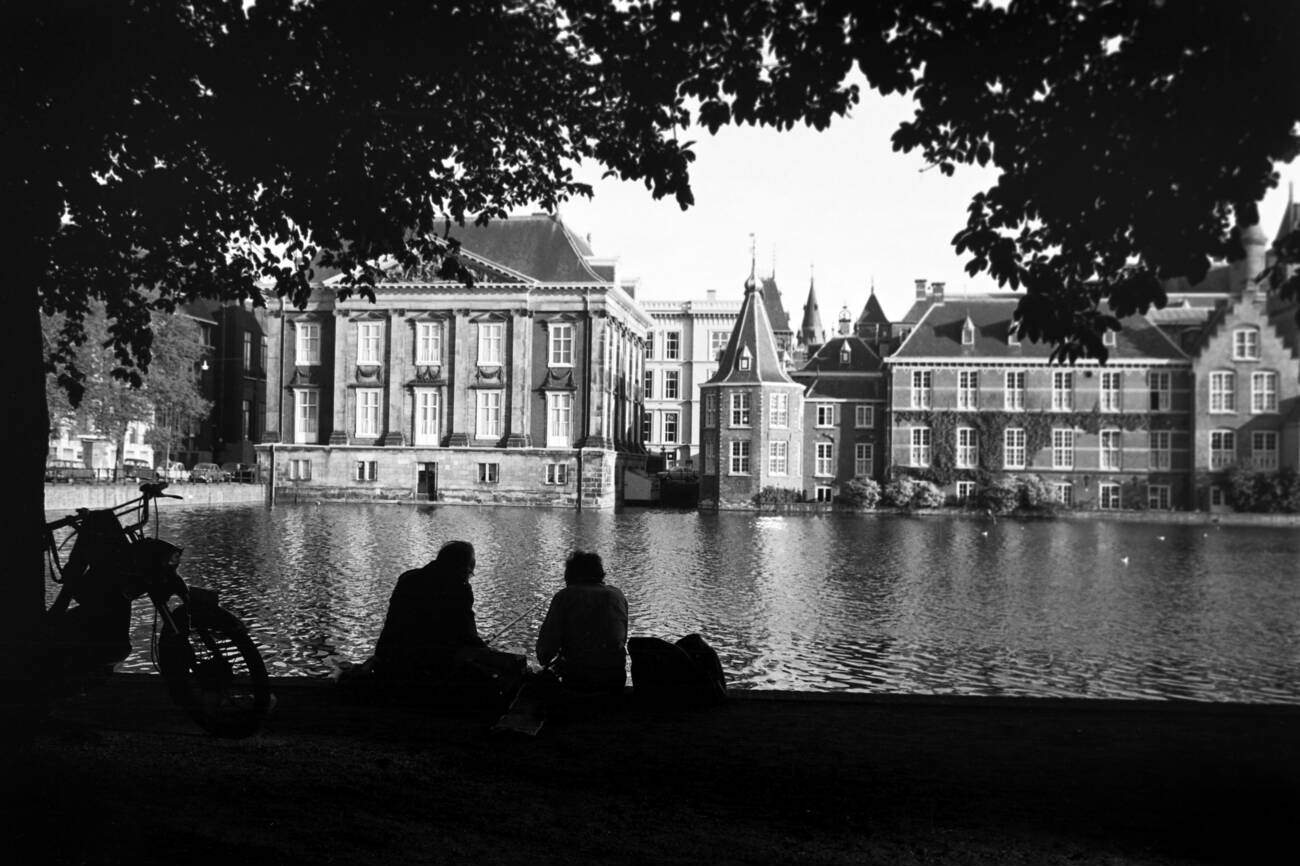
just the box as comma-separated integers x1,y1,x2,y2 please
839,343,852,365
738,346,752,371
1102,330,1117,348
962,316,976,346
1007,324,1020,346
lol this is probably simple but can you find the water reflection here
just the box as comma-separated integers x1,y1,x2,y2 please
58,502,1300,703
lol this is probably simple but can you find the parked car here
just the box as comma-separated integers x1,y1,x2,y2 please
121,461,158,482
160,461,187,482
221,462,256,483
189,462,227,483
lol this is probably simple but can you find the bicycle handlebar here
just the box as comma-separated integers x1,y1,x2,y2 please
45,480,182,532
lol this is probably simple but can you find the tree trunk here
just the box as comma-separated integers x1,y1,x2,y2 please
2,233,53,720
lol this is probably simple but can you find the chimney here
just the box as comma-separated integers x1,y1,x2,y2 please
931,282,946,303
914,279,928,300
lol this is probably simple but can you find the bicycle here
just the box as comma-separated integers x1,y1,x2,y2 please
43,481,274,737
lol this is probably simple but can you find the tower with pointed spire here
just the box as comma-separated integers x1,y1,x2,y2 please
698,257,806,509
797,266,825,360
854,281,893,351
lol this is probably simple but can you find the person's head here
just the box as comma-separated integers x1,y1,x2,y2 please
563,550,605,586
434,540,476,580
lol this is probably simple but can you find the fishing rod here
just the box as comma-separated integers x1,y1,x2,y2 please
488,599,546,644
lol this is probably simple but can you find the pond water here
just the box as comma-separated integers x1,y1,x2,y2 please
66,502,1300,703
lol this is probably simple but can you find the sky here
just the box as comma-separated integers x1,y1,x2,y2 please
552,89,1299,326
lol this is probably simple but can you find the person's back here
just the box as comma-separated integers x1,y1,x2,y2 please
536,551,628,694
373,540,485,681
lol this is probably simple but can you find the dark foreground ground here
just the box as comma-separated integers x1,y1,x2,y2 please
3,675,1297,866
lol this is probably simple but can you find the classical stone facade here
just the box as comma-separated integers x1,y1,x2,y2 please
256,214,649,509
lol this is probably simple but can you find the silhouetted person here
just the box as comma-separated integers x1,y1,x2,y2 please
536,550,628,694
372,540,486,681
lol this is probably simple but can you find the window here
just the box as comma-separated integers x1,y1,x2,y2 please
910,427,932,467
956,480,976,502
704,443,717,474
1004,428,1026,469
815,443,834,477
840,343,852,365
1098,482,1121,510
549,323,574,366
1209,429,1235,470
664,331,681,360
294,390,317,444
957,371,979,410
288,459,311,480
477,463,499,484
645,333,654,359
1147,485,1171,510
1054,483,1073,506
356,388,381,438
710,330,729,360
1210,486,1225,507
1100,371,1122,412
770,393,789,428
243,399,255,441
1209,371,1236,413
730,392,751,427
1251,371,1278,413
260,336,268,374
729,440,750,475
643,369,654,399
547,393,572,446
1149,371,1171,411
769,441,788,475
1007,325,1020,346
1004,371,1025,410
1252,431,1279,470
242,331,252,370
358,322,382,365
1051,371,1073,411
956,427,978,469
911,370,932,409
662,411,679,444
814,486,833,503
855,405,874,428
1099,429,1122,470
1052,428,1074,469
414,389,440,446
641,412,652,443
854,442,873,476
476,390,502,439
416,322,442,365
354,460,378,482
478,321,503,366
738,348,752,370
704,393,718,428
201,323,215,348
815,403,835,427
545,463,568,485
1149,430,1171,470
664,370,680,400
1233,327,1260,360
961,318,975,345
296,322,320,365
1103,330,1117,347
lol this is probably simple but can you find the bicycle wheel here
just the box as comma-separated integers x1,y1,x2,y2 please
157,604,273,738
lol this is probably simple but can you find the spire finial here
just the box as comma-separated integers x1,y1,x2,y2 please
870,275,875,296
770,244,776,280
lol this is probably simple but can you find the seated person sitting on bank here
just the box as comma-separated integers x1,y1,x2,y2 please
535,550,629,695
372,540,487,682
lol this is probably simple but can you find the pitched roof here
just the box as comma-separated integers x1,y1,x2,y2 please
1275,185,1300,245
451,213,605,282
798,335,884,374
1164,264,1233,297
707,273,796,386
891,296,1187,361
759,276,791,333
800,377,884,400
896,299,933,324
856,291,891,327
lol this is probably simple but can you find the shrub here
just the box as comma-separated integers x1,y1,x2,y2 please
882,476,918,508
976,475,1020,514
910,479,945,509
752,486,803,507
836,476,881,509
1016,474,1055,511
